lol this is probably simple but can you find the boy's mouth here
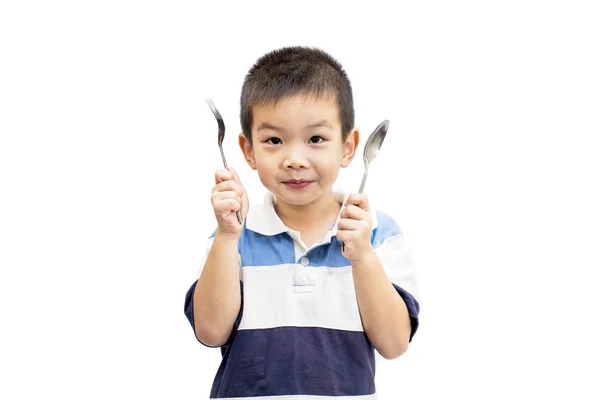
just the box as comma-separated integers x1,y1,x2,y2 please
282,179,313,189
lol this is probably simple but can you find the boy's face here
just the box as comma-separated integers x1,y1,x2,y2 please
239,93,358,208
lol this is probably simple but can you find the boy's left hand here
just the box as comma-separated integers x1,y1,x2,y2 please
337,193,374,262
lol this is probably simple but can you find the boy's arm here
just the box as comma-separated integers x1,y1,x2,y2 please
190,167,248,347
351,250,412,359
337,194,419,360
192,231,241,347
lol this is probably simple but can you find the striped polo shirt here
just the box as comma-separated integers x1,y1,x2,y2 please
184,191,420,399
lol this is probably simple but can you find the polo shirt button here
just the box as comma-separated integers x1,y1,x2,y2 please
300,257,309,266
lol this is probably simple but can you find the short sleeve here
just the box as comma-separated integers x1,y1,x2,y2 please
183,232,243,348
189,232,243,281
372,211,420,342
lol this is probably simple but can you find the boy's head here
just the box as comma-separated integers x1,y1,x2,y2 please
240,46,355,147
237,46,360,208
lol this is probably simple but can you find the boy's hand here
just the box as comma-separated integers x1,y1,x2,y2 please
336,193,374,262
211,167,248,239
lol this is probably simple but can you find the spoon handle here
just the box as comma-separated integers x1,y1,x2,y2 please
342,167,370,253
358,167,369,194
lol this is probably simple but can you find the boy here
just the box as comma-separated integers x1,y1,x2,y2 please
184,46,420,399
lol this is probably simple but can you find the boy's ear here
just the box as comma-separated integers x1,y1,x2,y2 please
341,128,360,168
239,132,257,170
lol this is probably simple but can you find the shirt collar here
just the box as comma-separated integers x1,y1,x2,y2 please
245,189,379,237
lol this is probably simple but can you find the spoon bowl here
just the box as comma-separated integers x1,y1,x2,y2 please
358,119,389,193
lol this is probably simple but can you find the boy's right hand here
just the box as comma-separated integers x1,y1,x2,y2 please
211,167,249,238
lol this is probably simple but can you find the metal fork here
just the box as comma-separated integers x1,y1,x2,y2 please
205,99,243,224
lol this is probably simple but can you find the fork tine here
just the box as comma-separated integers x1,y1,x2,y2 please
204,98,214,114
205,98,225,136
204,98,214,115
204,98,222,120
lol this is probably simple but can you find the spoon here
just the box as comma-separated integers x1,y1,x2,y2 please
358,119,389,194
341,119,389,253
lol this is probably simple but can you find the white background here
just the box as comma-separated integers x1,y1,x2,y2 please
1,1,599,399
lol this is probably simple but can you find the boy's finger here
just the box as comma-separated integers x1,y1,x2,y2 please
335,230,348,242
215,169,234,184
214,180,244,198
230,167,240,182
229,167,246,189
346,193,370,211
343,205,369,221
337,218,365,232
212,190,242,204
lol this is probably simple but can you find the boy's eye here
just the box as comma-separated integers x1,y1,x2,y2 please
309,136,324,144
266,137,282,145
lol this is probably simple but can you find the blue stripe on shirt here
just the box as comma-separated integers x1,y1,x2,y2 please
237,210,404,268
238,228,296,266
372,210,402,248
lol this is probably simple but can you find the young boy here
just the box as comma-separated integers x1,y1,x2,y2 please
184,46,420,399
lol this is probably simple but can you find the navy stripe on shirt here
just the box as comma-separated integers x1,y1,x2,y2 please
392,283,420,341
184,280,420,398
210,326,376,398
184,280,244,353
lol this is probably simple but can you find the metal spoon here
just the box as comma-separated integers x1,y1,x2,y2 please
342,119,389,253
358,119,389,194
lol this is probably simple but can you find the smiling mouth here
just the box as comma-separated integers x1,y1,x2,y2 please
283,180,313,189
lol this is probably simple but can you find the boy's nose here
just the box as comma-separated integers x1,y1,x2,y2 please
282,149,310,169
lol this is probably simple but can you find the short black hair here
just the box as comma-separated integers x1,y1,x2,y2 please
240,46,355,146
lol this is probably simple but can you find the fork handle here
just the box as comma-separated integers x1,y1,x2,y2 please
219,149,243,225
219,147,229,170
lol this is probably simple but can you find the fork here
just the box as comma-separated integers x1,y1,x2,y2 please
205,99,243,225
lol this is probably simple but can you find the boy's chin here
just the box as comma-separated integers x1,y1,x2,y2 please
272,186,330,207
277,197,313,207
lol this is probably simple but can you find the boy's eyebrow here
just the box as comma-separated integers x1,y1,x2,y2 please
305,120,332,130
256,122,283,132
256,120,332,132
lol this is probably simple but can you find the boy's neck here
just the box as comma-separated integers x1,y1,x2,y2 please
273,191,341,234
